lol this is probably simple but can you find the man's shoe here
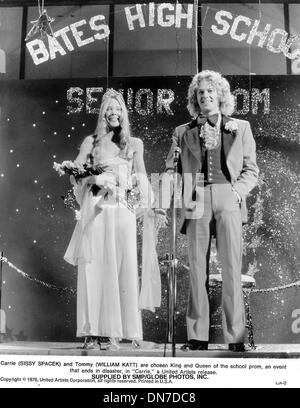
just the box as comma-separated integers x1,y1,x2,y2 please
180,339,208,351
228,343,245,352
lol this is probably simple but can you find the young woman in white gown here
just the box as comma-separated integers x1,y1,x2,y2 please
64,90,165,350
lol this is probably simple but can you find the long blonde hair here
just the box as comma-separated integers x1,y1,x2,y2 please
95,89,131,155
187,70,235,118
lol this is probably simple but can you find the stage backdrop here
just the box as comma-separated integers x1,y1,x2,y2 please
0,75,299,344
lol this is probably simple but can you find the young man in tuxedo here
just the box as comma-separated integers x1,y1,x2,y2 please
165,70,259,352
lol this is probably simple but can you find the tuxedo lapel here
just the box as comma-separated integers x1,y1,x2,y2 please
184,124,202,162
222,115,237,158
183,116,237,162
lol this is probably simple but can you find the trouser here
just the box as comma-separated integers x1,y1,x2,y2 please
186,183,246,343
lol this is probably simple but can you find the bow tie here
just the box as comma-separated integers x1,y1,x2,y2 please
197,114,219,127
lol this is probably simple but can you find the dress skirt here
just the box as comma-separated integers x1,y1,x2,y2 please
64,155,161,340
65,188,143,340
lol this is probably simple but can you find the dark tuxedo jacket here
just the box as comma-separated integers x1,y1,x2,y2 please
165,115,259,234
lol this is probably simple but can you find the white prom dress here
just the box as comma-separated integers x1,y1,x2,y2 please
64,143,160,340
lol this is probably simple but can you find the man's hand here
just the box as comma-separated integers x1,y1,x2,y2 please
232,188,242,204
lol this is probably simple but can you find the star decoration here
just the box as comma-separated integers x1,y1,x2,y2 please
25,9,55,42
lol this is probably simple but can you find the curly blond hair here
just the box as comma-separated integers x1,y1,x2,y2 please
187,70,235,118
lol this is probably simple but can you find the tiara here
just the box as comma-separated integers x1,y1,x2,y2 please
102,88,125,102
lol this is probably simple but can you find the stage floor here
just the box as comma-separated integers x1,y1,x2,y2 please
0,341,300,358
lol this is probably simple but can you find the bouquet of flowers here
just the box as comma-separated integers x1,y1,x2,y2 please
53,159,105,181
53,159,145,215
53,158,107,197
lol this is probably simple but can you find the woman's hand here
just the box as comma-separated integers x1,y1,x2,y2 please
70,175,76,185
135,208,146,219
85,175,98,186
154,210,168,232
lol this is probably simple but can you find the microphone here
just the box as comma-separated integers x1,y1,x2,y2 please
173,147,181,165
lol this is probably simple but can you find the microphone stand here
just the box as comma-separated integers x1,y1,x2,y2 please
0,252,2,312
167,152,179,358
0,252,3,342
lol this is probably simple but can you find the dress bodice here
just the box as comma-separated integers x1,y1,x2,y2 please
90,140,136,196
91,138,135,179
75,135,148,210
